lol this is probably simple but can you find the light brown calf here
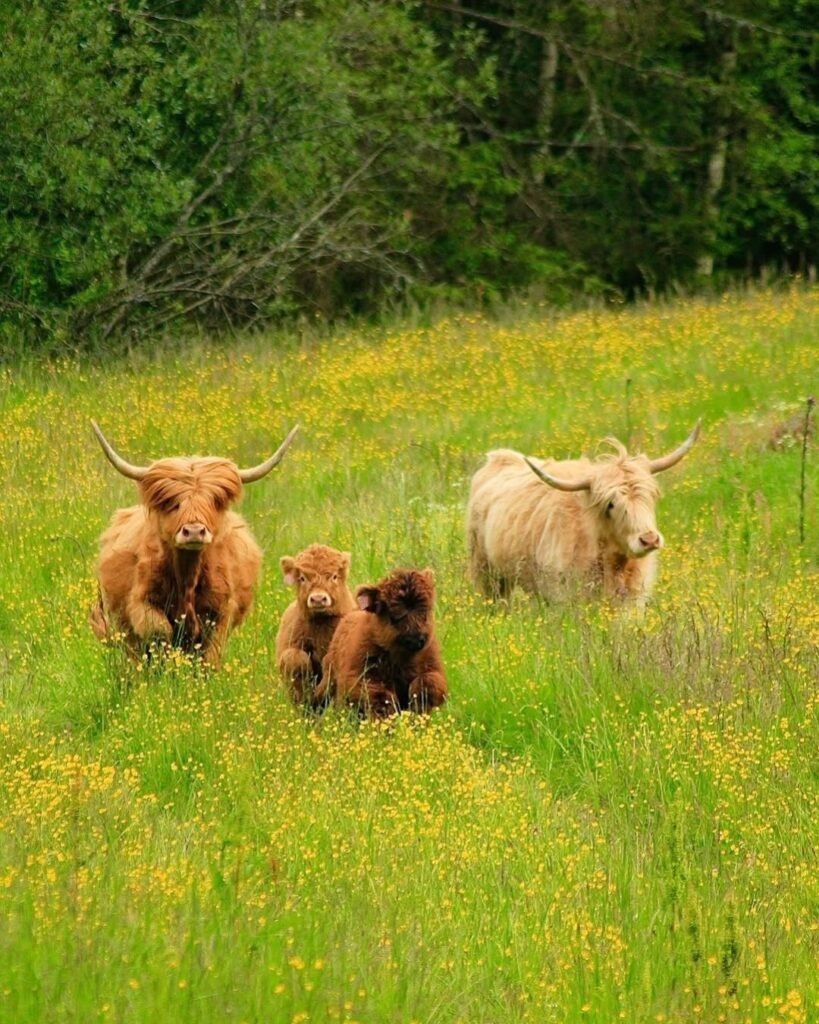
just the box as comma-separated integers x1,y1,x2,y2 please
276,544,356,704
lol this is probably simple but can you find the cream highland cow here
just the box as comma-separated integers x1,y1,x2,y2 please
466,422,700,604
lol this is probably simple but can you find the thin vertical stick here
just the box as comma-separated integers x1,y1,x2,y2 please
799,395,815,544
624,377,632,444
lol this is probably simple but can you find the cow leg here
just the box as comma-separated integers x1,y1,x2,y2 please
408,671,448,713
468,528,492,594
477,569,511,601
200,600,240,668
279,647,317,704
312,654,337,709
604,554,653,609
279,647,314,677
343,679,399,718
469,546,511,601
331,673,399,718
125,562,173,646
125,596,173,645
467,523,509,599
89,598,109,641
360,683,400,719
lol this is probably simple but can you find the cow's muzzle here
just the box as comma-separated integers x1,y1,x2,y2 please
636,531,662,553
174,522,213,549
399,633,427,653
307,590,333,610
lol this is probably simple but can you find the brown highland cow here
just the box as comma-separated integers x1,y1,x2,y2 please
90,420,299,665
276,544,356,703
314,568,448,718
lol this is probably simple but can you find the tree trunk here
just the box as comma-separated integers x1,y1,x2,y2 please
532,37,560,190
697,40,737,277
538,39,559,156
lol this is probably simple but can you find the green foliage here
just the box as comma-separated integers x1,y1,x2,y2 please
0,0,498,342
0,1,817,349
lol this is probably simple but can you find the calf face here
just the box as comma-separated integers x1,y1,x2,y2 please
281,544,353,618
355,568,436,653
315,568,447,717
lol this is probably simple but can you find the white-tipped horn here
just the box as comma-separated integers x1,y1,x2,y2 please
524,457,591,492
647,419,701,475
91,420,149,480
238,424,300,484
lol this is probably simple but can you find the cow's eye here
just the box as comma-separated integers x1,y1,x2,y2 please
298,574,307,584
606,501,615,515
330,574,339,583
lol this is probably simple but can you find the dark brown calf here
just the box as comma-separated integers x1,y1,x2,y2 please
276,544,356,703
314,568,448,718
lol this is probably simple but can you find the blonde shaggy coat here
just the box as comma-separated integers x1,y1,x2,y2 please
467,442,667,603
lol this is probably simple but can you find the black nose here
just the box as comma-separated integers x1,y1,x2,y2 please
400,633,426,653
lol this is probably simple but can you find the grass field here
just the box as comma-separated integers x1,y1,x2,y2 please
1,286,818,1023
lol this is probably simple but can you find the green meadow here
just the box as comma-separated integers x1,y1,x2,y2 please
1,287,817,1023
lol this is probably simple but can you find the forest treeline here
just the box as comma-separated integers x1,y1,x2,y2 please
1,0,816,350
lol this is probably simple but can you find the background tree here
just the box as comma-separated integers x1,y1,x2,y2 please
0,0,816,351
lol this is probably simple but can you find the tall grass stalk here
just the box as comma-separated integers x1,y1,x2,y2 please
799,393,814,543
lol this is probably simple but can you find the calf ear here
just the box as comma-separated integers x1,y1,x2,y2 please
355,585,380,612
280,556,297,586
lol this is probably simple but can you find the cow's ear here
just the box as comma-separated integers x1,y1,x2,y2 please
280,556,297,586
356,585,380,612
340,552,352,576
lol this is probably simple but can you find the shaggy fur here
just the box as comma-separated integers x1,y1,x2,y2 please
314,568,448,718
276,544,356,704
467,439,673,604
92,456,261,665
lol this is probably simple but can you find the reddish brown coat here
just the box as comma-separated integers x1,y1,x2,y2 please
92,457,261,665
276,544,356,704
314,568,448,718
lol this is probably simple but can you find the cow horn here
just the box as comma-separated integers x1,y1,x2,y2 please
238,424,300,483
91,420,149,480
647,420,701,474
524,457,591,492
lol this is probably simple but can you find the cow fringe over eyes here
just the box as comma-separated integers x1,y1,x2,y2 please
139,459,244,527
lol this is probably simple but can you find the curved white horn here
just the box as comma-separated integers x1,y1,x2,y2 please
524,457,591,492
647,420,701,475
238,424,300,483
91,420,149,480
